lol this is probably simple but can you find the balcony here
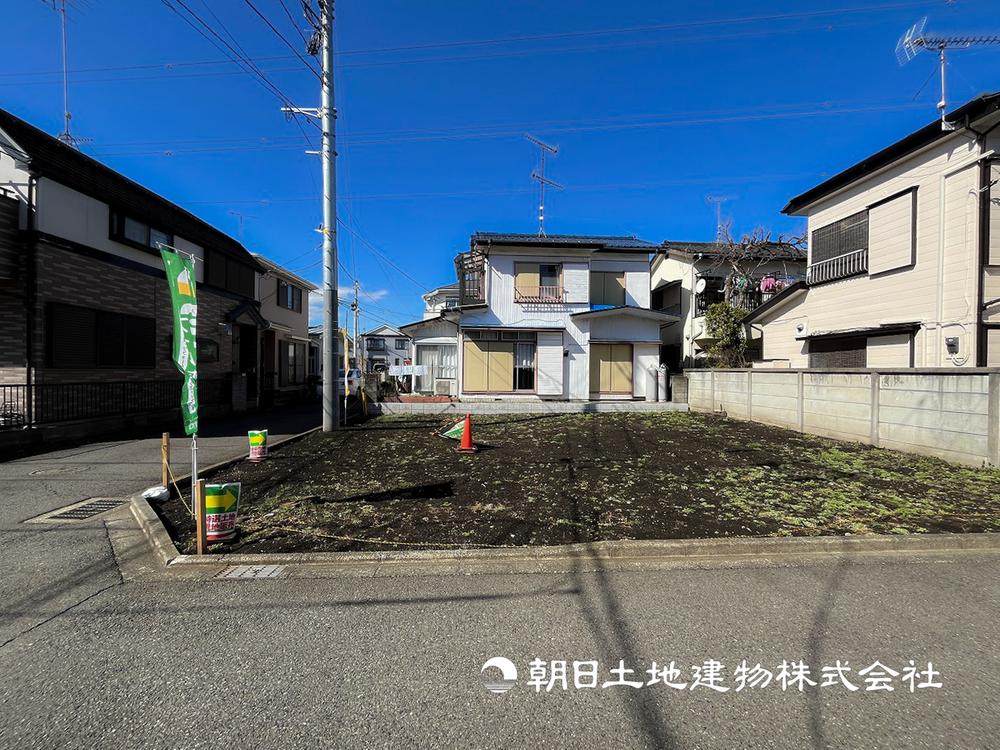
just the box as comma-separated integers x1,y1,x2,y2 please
807,248,868,285
514,285,563,304
455,252,486,306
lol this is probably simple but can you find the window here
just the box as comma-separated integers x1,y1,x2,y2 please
47,302,155,369
205,249,255,298
197,337,220,364
694,277,725,316
367,337,385,350
807,336,867,368
462,330,536,392
590,271,626,306
811,211,869,264
514,262,562,302
110,210,174,251
279,341,306,385
394,338,408,350
277,279,303,312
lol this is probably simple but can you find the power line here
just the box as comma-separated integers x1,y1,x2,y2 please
277,0,310,46
241,0,321,80
337,218,432,293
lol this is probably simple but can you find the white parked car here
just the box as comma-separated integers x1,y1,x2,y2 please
338,368,362,396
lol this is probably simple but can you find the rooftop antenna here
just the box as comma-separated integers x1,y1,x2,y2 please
896,16,1000,131
43,0,89,147
525,134,563,236
227,210,256,242
705,194,734,244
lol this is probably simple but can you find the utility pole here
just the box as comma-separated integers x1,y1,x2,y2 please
320,0,339,430
351,279,360,370
282,1,338,429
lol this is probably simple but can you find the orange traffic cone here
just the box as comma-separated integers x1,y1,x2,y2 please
455,413,478,454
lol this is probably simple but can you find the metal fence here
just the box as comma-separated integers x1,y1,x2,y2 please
0,379,228,431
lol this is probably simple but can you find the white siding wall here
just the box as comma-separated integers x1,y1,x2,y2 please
762,136,985,367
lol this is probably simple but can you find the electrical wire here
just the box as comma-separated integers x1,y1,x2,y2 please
241,0,321,80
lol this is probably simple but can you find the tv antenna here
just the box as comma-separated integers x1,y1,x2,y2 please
227,210,256,242
896,17,1000,131
705,194,734,244
526,134,563,236
42,0,89,147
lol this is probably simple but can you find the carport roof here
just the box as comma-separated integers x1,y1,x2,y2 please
571,305,680,322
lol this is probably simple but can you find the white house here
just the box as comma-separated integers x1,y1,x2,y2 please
452,232,677,400
361,324,411,372
650,241,806,370
745,91,1000,368
421,282,459,319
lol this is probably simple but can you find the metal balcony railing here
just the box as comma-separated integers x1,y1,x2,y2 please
807,248,868,285
514,285,563,303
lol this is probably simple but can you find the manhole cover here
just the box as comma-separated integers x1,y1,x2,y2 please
217,565,287,580
25,497,129,524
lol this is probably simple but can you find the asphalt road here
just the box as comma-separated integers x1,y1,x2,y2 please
1,406,999,749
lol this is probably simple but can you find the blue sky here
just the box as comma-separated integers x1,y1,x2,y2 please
7,1,1000,329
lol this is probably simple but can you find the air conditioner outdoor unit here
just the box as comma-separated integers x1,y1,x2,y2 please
433,378,455,396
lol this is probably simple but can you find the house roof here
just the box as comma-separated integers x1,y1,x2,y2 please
253,254,318,291
0,107,263,270
471,232,659,252
399,315,458,333
657,241,807,262
570,305,680,322
783,91,1000,215
742,281,808,324
424,282,459,295
361,324,405,337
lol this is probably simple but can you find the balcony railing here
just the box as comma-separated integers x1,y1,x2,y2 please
456,252,486,306
514,285,563,303
807,248,868,285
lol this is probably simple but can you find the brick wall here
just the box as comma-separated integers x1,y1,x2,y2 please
28,241,240,386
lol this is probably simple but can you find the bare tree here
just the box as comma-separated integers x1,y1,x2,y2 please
703,224,805,309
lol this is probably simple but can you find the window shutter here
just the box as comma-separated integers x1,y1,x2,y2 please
48,304,97,368
868,190,916,274
609,272,626,306
514,263,539,295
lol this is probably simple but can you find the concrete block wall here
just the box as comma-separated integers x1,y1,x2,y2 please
686,368,1000,467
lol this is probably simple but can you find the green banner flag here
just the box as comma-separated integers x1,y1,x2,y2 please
160,248,199,436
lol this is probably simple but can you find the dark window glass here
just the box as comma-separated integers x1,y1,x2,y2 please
48,304,97,368
206,250,227,288
124,316,155,367
97,311,126,367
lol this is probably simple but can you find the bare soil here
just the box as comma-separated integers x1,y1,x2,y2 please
152,412,1000,554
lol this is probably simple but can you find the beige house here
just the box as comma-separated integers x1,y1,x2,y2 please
254,254,316,404
746,92,1000,368
650,241,806,370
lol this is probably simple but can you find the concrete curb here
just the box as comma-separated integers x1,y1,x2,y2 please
131,485,1000,570
131,425,322,565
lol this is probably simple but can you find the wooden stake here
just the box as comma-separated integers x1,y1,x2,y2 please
195,478,207,556
161,432,170,488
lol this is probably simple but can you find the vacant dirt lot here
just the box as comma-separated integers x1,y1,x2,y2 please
153,412,1000,553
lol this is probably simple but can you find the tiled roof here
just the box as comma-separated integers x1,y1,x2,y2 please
472,232,659,251
660,241,806,261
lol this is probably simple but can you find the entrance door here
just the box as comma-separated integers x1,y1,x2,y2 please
238,323,258,401
590,343,633,396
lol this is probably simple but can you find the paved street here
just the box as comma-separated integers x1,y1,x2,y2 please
1,408,999,749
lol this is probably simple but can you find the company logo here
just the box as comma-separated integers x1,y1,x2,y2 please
481,657,518,694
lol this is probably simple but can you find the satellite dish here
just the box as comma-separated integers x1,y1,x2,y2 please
695,278,707,294
895,16,928,66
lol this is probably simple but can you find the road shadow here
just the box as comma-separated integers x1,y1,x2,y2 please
805,555,850,750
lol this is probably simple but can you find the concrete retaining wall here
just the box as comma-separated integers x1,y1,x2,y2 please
372,401,689,415
685,368,1000,467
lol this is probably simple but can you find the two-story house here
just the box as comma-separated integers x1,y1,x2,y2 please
745,91,1000,368
452,232,675,400
0,107,268,433
253,254,316,404
650,241,806,370
361,325,411,372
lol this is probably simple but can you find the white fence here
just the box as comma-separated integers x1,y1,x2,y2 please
685,368,1000,467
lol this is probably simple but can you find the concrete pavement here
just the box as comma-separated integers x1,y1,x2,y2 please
1,403,999,748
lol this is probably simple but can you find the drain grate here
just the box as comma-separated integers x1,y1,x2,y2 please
217,565,287,580
48,497,128,521
25,497,129,524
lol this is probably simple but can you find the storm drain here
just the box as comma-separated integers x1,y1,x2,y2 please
25,497,129,524
216,565,287,580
